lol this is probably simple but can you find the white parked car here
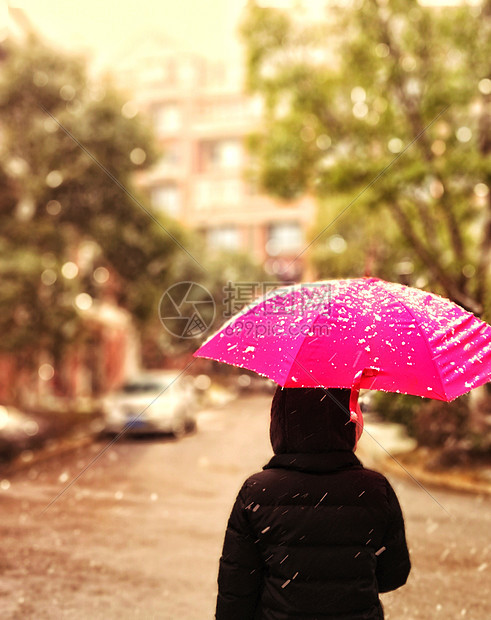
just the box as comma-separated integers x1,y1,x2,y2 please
102,371,198,438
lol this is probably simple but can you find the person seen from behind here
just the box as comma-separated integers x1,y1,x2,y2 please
215,386,411,619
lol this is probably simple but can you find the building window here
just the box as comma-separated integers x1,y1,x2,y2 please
194,179,242,209
221,179,241,205
177,60,197,86
197,99,246,122
154,141,181,171
266,222,303,256
151,184,181,218
154,104,181,134
208,226,239,250
195,180,213,210
200,139,243,171
141,64,166,84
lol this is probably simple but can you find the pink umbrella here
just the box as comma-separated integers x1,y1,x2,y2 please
194,278,491,410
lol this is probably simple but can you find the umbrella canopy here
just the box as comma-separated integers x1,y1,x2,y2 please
194,278,491,402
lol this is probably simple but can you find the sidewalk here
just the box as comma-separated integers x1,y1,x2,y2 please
0,409,101,475
358,415,491,496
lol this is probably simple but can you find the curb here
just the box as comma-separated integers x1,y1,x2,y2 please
380,453,491,497
0,432,97,477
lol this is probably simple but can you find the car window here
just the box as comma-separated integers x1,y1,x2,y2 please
120,381,170,393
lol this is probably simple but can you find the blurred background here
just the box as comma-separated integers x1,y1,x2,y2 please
0,1,490,618
0,0,489,465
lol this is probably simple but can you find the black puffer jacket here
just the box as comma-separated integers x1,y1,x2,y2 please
216,387,411,620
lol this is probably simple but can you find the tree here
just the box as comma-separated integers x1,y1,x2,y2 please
0,35,196,372
241,0,491,319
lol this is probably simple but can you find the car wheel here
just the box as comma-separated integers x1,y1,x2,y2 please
184,418,197,434
172,419,186,439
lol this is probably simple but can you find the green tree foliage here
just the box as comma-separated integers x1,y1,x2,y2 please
0,37,195,364
241,0,491,319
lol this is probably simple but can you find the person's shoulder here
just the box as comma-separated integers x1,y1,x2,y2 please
354,465,393,494
242,469,276,488
236,469,283,501
359,465,389,481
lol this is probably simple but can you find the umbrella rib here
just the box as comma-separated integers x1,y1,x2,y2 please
377,284,448,400
285,353,451,516
283,317,320,386
282,286,336,385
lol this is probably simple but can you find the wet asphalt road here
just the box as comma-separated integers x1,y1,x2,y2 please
0,395,490,619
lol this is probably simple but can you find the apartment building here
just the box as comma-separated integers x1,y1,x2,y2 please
116,41,316,280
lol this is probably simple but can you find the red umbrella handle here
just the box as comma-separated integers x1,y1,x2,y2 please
350,367,380,446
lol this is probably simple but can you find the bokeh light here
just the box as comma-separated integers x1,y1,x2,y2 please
46,200,62,215
41,269,57,286
45,170,64,188
93,266,110,283
38,363,55,381
122,101,139,118
75,293,93,310
130,147,147,164
456,127,472,143
388,138,403,153
61,261,79,279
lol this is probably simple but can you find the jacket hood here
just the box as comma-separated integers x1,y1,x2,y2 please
263,451,363,473
270,386,357,454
